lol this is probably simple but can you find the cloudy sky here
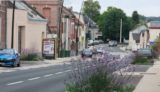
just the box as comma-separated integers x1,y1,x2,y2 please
64,0,160,17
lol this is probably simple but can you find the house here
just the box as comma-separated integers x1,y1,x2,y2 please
61,7,76,51
7,1,47,54
0,0,7,48
26,0,64,57
83,15,99,40
129,25,149,51
73,12,87,51
25,0,61,34
147,21,160,46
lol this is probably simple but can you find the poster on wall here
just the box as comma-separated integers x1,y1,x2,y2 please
43,39,55,58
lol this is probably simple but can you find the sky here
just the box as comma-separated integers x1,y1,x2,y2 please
64,0,160,17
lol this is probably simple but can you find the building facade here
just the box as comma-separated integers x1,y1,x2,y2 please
61,7,76,51
0,0,6,48
7,1,47,54
26,0,61,34
129,25,149,51
148,21,160,45
74,12,87,51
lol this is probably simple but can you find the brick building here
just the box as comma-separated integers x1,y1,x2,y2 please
0,0,6,48
26,0,62,34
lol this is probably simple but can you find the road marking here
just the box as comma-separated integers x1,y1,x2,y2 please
44,74,53,77
55,72,63,75
28,77,41,81
64,70,71,72
7,81,24,86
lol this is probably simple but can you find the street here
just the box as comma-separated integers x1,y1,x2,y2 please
0,64,71,92
0,45,145,92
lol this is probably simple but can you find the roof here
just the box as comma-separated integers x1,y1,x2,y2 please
9,0,47,22
83,14,98,28
131,25,148,34
73,12,98,29
73,12,85,25
131,25,148,40
148,21,160,29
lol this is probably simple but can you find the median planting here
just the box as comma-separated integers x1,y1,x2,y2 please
65,50,135,92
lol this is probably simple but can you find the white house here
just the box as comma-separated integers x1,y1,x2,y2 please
7,1,47,54
129,25,149,51
147,21,160,46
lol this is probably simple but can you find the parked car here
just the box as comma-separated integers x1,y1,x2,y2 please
108,40,117,47
0,49,20,67
137,48,153,58
88,40,94,46
81,49,93,58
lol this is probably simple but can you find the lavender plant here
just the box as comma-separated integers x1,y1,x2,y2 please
66,49,135,92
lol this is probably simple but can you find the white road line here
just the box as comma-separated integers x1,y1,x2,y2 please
64,70,71,72
7,81,24,86
44,74,53,77
55,72,63,75
28,77,41,81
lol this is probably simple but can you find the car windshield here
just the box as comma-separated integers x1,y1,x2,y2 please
0,49,14,55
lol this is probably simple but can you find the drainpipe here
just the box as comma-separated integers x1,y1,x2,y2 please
11,0,15,48
4,1,7,48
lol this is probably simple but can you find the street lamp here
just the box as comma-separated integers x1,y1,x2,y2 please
11,0,15,48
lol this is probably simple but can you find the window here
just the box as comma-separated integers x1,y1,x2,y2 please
43,7,51,23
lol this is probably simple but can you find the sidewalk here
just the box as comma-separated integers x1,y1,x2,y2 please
0,56,79,73
43,56,79,65
134,60,160,92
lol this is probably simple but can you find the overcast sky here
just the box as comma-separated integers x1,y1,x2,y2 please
64,0,160,17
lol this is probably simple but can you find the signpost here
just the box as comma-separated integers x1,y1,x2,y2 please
42,39,55,59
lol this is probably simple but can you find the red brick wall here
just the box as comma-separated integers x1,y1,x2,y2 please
26,0,61,33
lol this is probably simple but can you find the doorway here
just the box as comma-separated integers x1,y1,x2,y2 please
18,26,25,53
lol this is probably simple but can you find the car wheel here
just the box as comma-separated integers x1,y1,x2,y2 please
17,62,21,67
11,62,16,67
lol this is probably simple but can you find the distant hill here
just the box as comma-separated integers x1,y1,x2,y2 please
139,15,160,21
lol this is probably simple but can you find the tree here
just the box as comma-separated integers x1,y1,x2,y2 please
83,0,101,23
132,11,140,24
98,7,131,41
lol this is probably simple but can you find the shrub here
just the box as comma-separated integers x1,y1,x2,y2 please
20,48,43,61
20,53,43,61
132,56,153,65
66,49,135,92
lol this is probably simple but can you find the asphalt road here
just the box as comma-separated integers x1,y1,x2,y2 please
0,44,145,92
0,64,72,92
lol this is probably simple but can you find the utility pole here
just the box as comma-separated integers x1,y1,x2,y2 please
11,0,15,48
120,18,122,43
58,0,64,57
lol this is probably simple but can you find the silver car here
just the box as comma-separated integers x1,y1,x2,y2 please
137,48,153,58
108,40,117,47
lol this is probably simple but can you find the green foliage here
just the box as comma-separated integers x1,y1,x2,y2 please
98,7,131,40
66,72,112,92
66,72,134,92
132,11,140,24
21,53,43,61
132,56,152,65
113,86,134,92
83,0,101,23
